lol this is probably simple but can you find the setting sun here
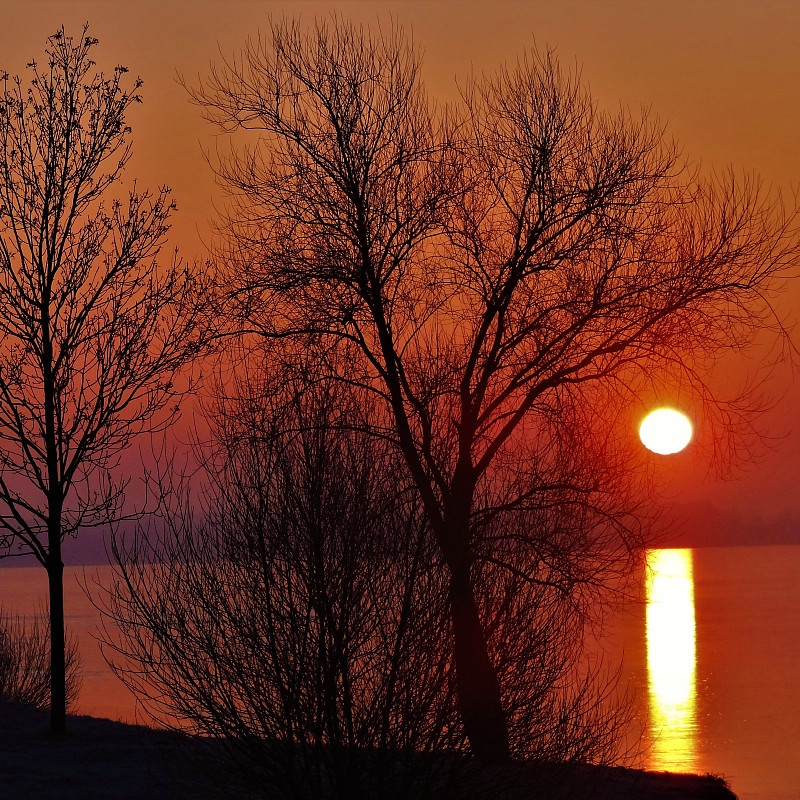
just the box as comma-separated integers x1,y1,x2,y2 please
639,408,693,455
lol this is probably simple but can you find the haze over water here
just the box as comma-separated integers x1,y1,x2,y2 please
2,543,799,800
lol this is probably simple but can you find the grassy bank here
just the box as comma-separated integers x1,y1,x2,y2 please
0,702,737,800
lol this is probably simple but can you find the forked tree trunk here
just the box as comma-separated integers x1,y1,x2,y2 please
448,560,510,762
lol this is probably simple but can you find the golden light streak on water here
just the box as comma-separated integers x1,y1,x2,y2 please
646,548,698,772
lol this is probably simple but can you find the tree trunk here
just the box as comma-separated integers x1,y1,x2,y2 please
448,561,510,762
47,556,67,736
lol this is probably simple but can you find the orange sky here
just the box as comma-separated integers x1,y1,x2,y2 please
2,1,799,540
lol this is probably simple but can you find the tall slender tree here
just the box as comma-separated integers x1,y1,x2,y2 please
0,27,205,734
193,17,799,760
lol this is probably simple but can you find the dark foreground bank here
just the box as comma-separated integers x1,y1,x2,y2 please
0,702,737,800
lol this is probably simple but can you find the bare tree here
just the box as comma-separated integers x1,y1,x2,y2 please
191,17,799,760
0,27,206,734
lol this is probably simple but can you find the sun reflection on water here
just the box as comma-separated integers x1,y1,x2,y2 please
646,548,698,772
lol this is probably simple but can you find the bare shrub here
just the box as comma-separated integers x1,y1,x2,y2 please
0,605,81,711
95,361,640,799
98,376,458,799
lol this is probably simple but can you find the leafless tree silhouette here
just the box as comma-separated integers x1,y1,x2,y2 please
0,27,207,734
189,16,799,761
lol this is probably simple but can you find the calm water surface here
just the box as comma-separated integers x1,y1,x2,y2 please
609,544,800,800
1,544,799,800
0,566,141,723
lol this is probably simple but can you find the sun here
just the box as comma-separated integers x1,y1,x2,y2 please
639,408,693,455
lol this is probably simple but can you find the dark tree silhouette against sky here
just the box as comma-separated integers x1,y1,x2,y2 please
194,17,799,761
0,27,206,734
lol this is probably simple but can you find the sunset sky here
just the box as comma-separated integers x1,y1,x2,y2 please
3,0,799,550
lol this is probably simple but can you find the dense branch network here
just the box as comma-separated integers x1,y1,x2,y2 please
190,16,798,760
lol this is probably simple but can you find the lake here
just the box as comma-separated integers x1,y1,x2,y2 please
607,544,800,800
1,544,799,800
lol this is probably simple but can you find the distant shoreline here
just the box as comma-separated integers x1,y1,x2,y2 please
3,538,799,569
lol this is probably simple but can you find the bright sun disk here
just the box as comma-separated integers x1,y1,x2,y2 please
639,408,693,455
